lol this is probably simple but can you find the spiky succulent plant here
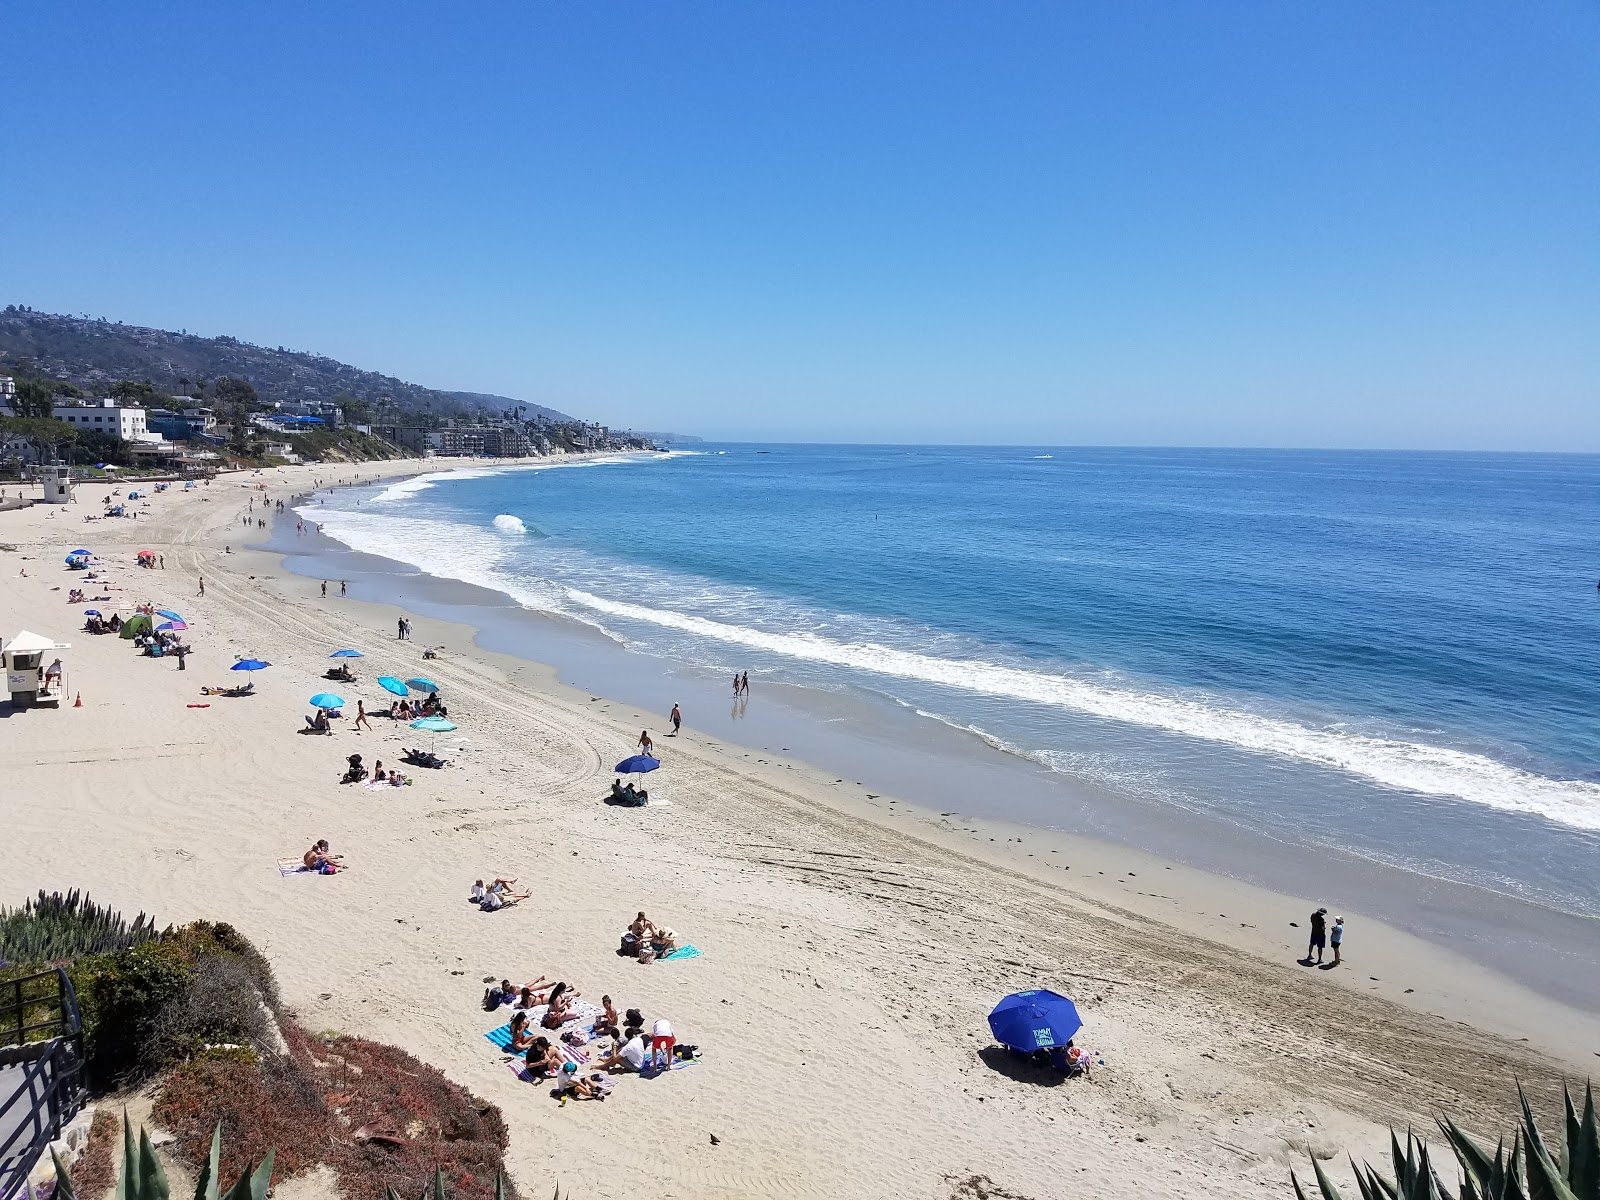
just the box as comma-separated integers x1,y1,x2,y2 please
1294,1083,1598,1200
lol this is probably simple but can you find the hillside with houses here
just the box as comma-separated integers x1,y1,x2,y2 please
0,306,672,470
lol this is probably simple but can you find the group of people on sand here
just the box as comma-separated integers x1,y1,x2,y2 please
388,694,446,720
620,912,678,963
483,975,693,1102
471,877,530,911
1304,907,1347,967
341,753,409,786
302,839,344,874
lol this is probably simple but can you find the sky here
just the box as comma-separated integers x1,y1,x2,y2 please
2,2,1597,448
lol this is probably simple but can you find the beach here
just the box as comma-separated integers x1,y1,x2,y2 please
2,461,1596,1200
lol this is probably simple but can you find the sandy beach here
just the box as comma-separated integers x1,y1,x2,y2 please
2,462,1596,1200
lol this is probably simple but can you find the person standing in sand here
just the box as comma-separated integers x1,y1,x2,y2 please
197,576,205,597
669,704,681,735
340,580,347,597
321,581,327,597
1330,916,1344,966
1307,907,1328,964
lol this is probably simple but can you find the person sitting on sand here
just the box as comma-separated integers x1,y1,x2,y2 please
373,760,387,782
610,779,648,806
593,995,621,1039
524,1037,562,1078
594,1028,651,1073
305,709,331,734
508,1010,536,1052
511,981,552,1014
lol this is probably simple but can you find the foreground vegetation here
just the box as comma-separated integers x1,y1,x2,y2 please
2,893,515,1198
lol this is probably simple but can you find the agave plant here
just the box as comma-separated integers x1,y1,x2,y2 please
1294,1083,1598,1200
0,889,161,966
50,1113,272,1200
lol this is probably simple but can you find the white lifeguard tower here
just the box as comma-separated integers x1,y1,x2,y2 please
38,464,71,504
3,631,71,707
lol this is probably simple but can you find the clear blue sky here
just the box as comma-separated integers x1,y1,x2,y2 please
4,2,1596,447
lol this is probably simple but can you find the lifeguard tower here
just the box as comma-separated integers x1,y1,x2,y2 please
3,631,71,707
38,464,71,505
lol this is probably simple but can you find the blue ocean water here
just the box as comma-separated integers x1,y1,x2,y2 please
310,445,1600,915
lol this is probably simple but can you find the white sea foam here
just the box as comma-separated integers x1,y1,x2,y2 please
308,505,1600,834
492,514,527,535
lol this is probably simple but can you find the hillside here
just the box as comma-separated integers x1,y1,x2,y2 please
0,306,580,423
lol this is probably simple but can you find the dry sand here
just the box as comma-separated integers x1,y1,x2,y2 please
2,462,1596,1200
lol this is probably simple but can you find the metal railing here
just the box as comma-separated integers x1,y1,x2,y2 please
0,969,86,1200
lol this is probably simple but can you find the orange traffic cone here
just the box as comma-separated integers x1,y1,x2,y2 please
74,692,82,708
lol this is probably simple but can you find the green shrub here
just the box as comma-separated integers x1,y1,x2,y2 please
78,940,194,1085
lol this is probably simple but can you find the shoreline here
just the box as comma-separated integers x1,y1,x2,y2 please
2,459,1595,1200
280,467,1600,1026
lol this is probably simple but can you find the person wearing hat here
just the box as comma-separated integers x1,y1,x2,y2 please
1307,907,1328,964
1330,916,1345,966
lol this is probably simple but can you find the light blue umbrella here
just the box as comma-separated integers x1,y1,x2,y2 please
405,677,439,693
330,649,364,658
377,676,409,697
155,609,184,621
409,715,457,752
231,658,271,671
309,692,346,710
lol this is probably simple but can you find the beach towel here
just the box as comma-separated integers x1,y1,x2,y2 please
277,858,309,877
660,944,701,961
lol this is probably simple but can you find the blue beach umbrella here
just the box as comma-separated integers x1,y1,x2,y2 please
231,658,271,671
309,693,346,710
69,549,91,557
377,676,409,697
405,677,439,693
156,620,187,632
987,989,1082,1052
329,649,364,658
613,755,661,775
409,714,457,753
155,609,184,621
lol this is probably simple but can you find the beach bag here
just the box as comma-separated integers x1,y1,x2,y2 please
619,933,638,957
637,943,657,965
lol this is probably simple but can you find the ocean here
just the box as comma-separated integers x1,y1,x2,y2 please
296,445,1600,958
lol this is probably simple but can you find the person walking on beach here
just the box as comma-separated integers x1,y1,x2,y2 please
355,699,372,732
340,580,347,597
197,576,205,597
639,730,654,757
669,703,681,735
732,673,741,697
1307,907,1328,964
321,581,327,597
740,671,749,697
1330,916,1344,966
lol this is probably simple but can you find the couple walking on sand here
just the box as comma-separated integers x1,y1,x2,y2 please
1305,907,1345,967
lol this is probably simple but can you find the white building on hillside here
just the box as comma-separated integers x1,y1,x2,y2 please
0,399,164,445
